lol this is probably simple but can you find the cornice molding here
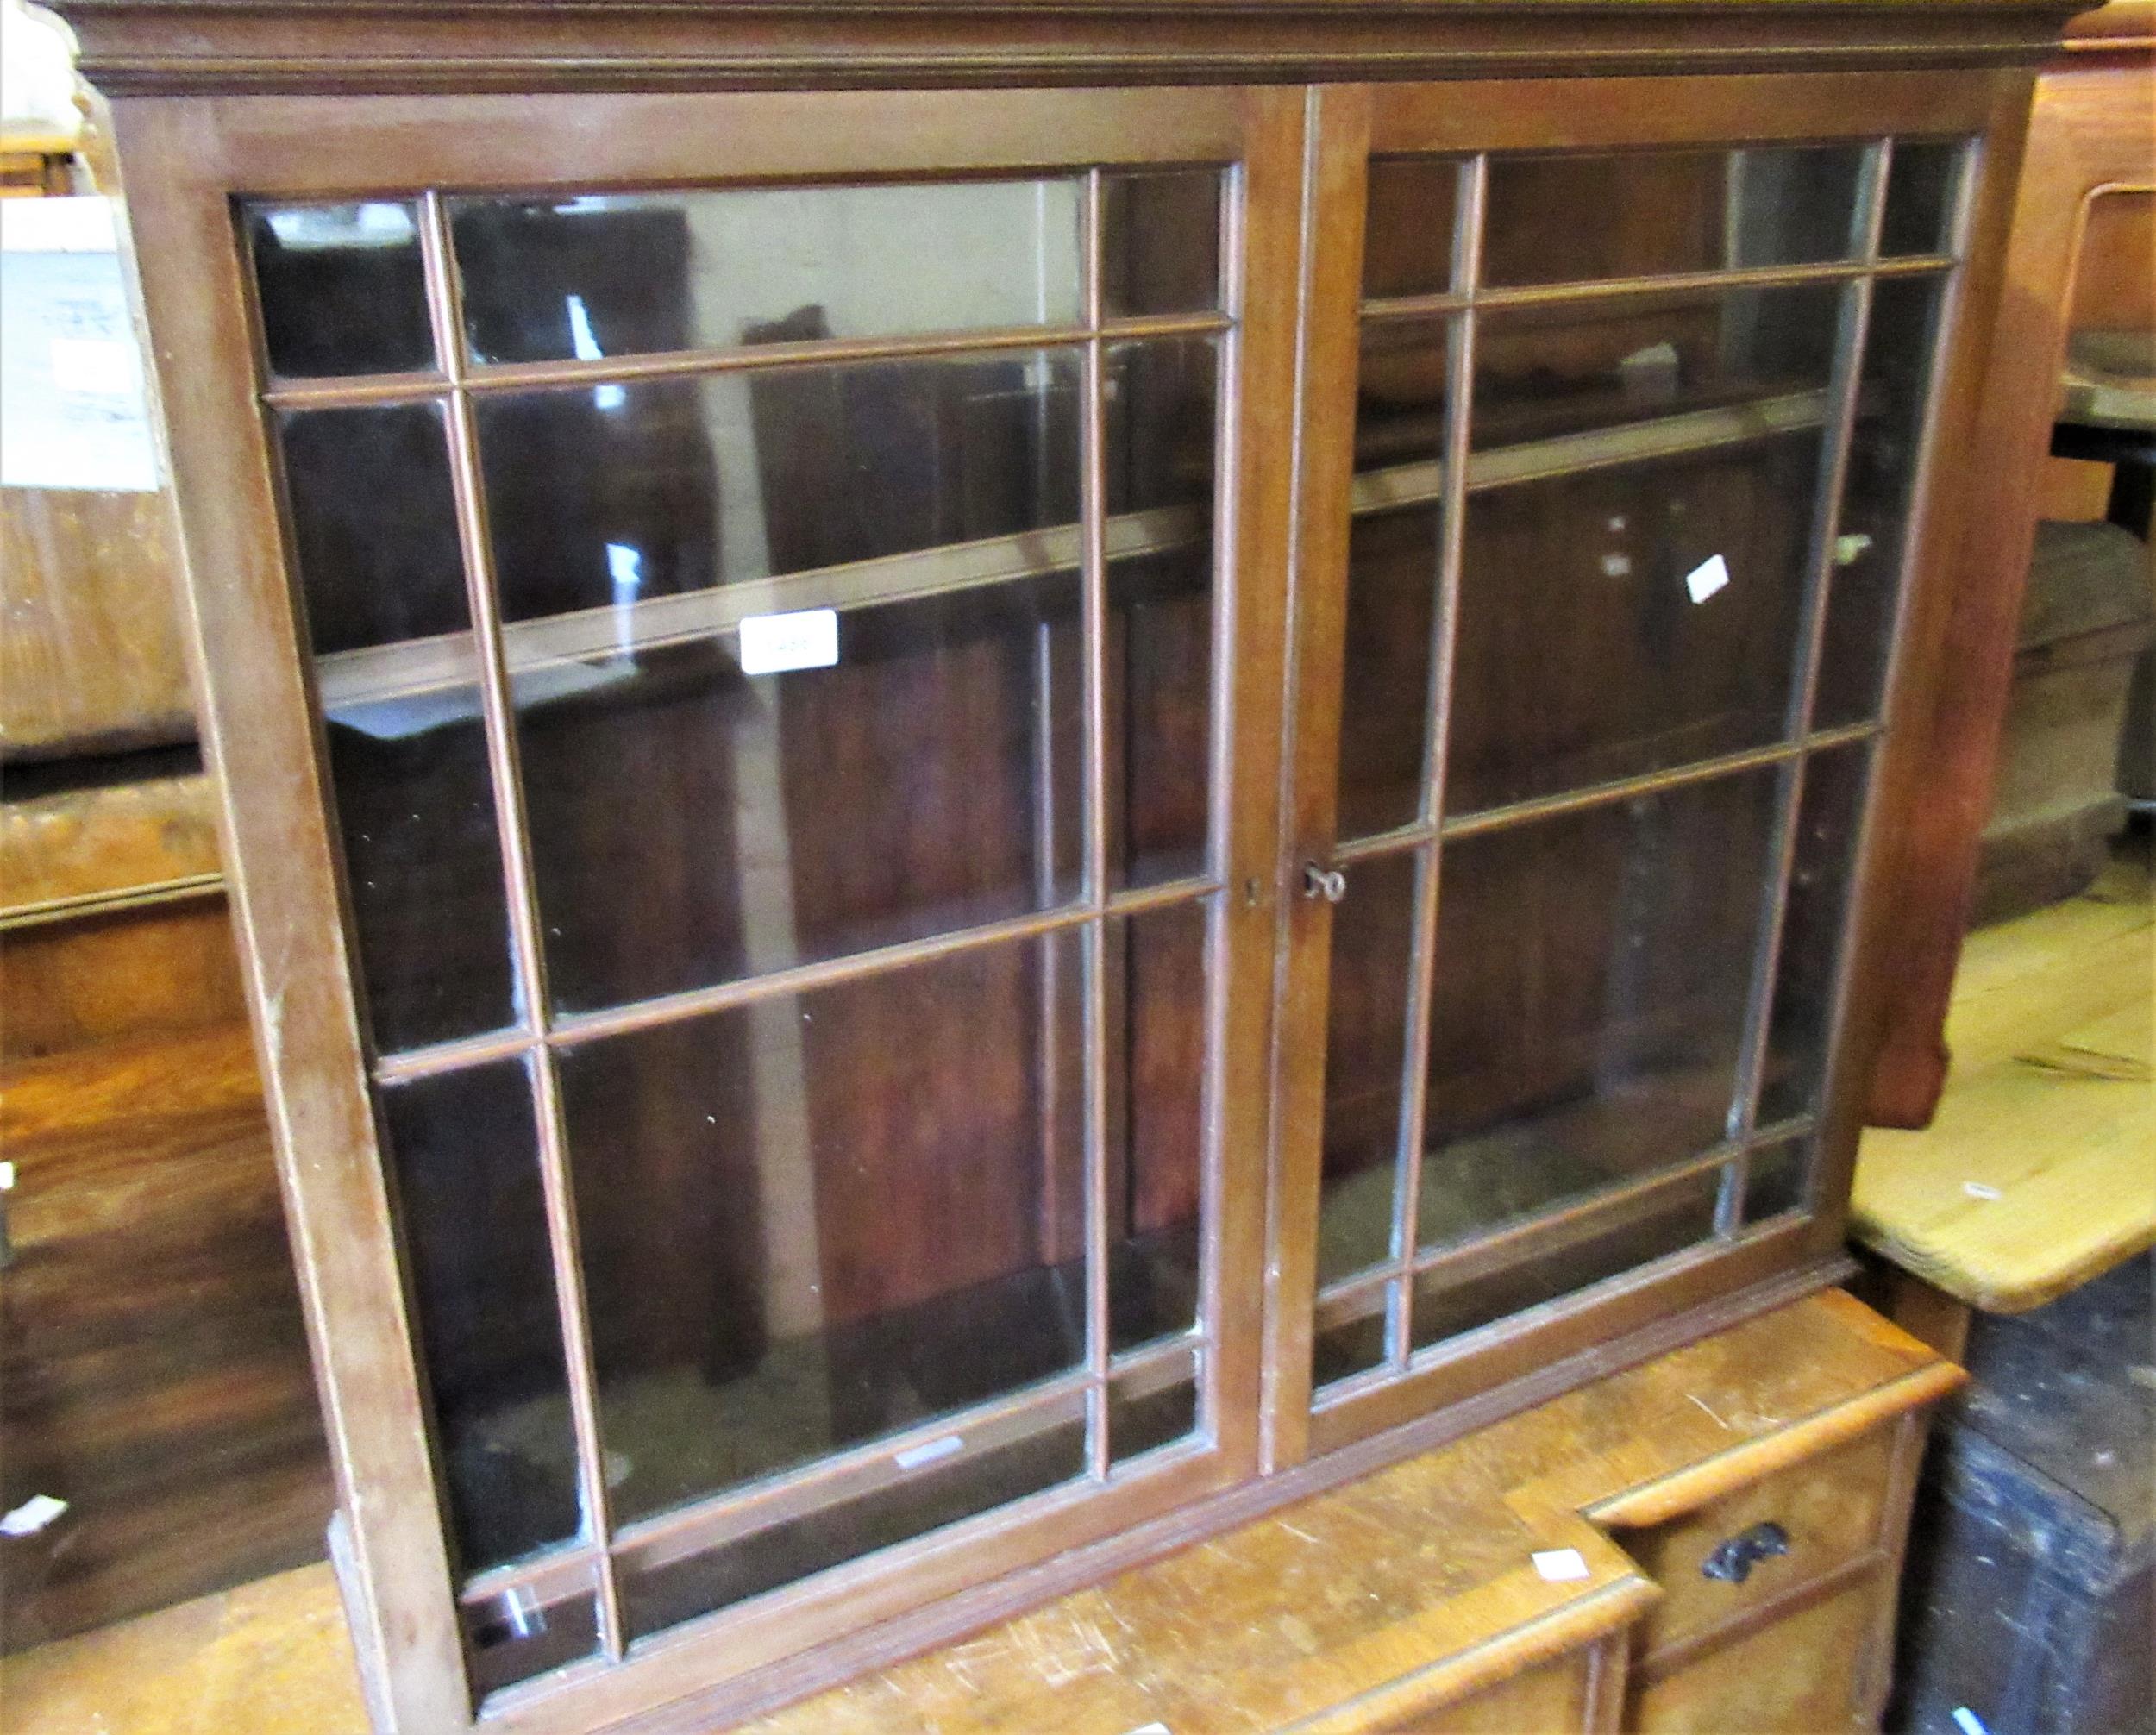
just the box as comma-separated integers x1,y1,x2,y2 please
52,0,2081,97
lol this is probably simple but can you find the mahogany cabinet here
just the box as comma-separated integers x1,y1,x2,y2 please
57,1,2064,1727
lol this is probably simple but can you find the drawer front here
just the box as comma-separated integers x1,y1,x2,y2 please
1619,1425,1895,1658
1363,1651,1592,1735
1628,1578,1879,1733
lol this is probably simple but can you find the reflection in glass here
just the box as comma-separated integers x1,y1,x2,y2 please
1106,337,1219,891
476,348,1081,624
558,898,1208,1523
617,1409,1086,1641
1759,746,1871,1124
1313,1296,1392,1392
1448,434,1823,812
247,200,435,379
1814,276,1946,727
277,403,467,655
1471,282,1844,452
324,691,517,1053
1881,141,1966,257
1363,158,1463,301
1318,849,1421,1286
1338,317,1451,840
1108,1350,1200,1463
1106,902,1210,1353
452,181,1086,366
379,1062,580,1574
1418,769,1781,1251
515,583,1081,1012
463,1573,599,1701
1743,1138,1811,1225
561,937,1088,1525
1102,169,1223,318
1409,1170,1720,1350
1482,146,1865,286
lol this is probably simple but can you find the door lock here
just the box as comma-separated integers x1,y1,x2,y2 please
1302,862,1348,904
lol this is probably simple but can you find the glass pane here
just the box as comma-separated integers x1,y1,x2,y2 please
559,935,1088,1525
1108,1349,1200,1464
1418,768,1781,1251
451,181,1085,366
1106,336,1218,891
1482,146,1865,287
516,592,1080,1014
1339,316,1452,840
324,691,517,1052
1318,849,1421,1286
1471,281,1844,452
1759,744,1871,1124
1102,169,1222,318
246,201,434,379
1313,1292,1392,1392
1106,901,1210,1353
1448,431,1825,813
1814,275,1946,727
1363,158,1463,301
462,1571,599,1701
1881,141,1966,257
1742,1137,1810,1224
1408,1169,1720,1350
476,348,1081,625
617,1403,1086,1641
277,403,467,656
379,1062,580,1574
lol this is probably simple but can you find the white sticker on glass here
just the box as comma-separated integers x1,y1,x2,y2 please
738,609,839,677
1683,554,1732,605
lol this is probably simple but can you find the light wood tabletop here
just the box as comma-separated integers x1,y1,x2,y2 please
1853,838,2155,1316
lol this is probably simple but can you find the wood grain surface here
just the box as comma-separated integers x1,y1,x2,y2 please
1854,842,2155,1311
0,1290,1953,1734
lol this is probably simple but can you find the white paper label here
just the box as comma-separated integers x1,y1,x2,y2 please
1531,1547,1591,1582
1,199,159,492
1962,1181,2002,1201
1683,554,1732,605
1,1494,68,1538
738,609,839,677
893,1434,964,1471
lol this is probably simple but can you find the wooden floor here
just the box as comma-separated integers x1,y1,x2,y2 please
1852,829,2156,1312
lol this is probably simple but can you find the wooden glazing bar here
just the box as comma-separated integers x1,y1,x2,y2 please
1721,144,1890,1232
1390,153,1488,1370
1080,166,1114,1481
1307,1137,1759,1337
260,369,446,410
417,191,627,1665
373,877,1220,1082
616,1386,1094,1579
1335,717,1884,867
1438,721,1881,841
260,310,1232,410
459,1331,1206,1615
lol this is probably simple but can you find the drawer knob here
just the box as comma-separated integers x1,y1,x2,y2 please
1701,1520,1790,1584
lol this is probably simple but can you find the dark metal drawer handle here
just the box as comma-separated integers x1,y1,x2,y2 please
1701,1520,1790,1584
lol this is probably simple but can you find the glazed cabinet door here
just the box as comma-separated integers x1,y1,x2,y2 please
116,85,1301,1732
1267,73,2002,1463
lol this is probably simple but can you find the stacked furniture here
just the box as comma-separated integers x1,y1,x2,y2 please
55,0,2071,1726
